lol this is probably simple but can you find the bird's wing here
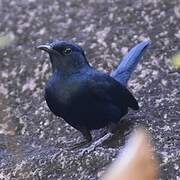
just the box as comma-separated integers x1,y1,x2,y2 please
88,73,139,110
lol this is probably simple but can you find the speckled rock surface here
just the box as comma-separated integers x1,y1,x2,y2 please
0,0,179,179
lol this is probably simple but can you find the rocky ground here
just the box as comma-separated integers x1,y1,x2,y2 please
0,0,180,179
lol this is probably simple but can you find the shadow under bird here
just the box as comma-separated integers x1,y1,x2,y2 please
37,40,150,149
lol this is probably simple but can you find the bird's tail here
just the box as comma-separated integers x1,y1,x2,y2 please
111,41,150,86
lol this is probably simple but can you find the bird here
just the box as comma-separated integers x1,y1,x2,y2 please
37,40,150,149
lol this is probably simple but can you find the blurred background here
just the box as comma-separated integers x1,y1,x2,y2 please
0,0,179,179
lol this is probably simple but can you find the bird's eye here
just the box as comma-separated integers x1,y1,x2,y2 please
63,47,72,55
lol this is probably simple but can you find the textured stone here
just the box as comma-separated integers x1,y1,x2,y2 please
0,0,179,179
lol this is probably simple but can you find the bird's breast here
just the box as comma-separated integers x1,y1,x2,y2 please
45,76,85,117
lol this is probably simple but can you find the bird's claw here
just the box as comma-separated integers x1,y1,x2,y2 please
69,140,91,151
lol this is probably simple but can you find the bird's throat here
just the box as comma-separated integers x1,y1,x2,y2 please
49,54,88,74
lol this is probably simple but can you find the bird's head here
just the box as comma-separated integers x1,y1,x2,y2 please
37,40,89,73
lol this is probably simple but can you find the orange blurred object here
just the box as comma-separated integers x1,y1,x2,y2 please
102,128,159,180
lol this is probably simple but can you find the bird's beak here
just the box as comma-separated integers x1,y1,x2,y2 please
37,44,60,55
37,44,52,52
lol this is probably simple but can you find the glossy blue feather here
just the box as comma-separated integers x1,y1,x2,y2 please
111,41,150,86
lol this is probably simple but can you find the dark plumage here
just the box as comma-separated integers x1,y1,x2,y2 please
37,40,150,142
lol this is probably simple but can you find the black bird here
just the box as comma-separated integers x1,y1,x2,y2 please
37,40,150,146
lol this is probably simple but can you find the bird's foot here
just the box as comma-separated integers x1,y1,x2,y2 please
78,132,113,156
69,140,91,150
68,127,92,150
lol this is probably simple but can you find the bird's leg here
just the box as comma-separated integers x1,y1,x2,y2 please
108,121,119,133
78,132,113,155
78,122,119,155
80,128,92,142
70,128,92,150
